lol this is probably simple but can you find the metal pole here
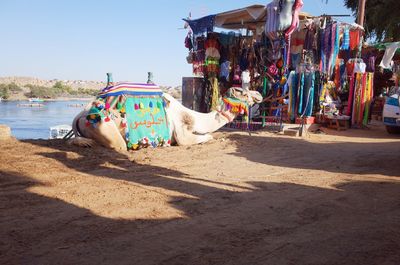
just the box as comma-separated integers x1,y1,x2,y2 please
262,66,267,127
357,0,366,27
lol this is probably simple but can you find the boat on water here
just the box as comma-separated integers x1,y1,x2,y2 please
49,124,73,139
29,97,44,102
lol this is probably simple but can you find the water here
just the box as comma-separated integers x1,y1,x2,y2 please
0,100,90,139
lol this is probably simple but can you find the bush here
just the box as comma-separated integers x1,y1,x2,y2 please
0,83,22,98
25,85,56,98
0,85,10,99
8,82,22,92
21,83,99,98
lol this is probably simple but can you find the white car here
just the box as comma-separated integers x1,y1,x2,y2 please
383,87,400,134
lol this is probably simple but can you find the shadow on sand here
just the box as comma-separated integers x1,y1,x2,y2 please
226,132,400,177
0,139,399,264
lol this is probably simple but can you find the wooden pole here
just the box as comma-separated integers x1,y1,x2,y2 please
357,0,366,27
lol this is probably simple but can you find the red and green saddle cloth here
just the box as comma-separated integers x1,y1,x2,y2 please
86,83,171,150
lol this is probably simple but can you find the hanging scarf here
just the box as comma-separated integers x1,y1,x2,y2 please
330,23,340,77
210,77,219,111
341,26,350,50
346,73,355,116
298,72,305,114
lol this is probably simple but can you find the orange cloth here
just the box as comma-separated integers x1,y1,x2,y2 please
349,30,360,50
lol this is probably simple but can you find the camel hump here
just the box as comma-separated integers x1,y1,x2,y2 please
68,137,96,148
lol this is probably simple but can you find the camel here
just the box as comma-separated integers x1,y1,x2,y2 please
70,86,263,151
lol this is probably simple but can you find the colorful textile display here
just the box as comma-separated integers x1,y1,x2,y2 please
125,97,170,150
182,3,374,129
349,72,374,126
99,83,163,97
87,83,170,150
288,66,317,121
222,97,249,120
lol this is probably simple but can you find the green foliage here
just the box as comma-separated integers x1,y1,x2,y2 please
52,81,73,95
77,87,98,96
8,82,22,92
0,82,24,99
0,81,99,99
344,0,400,41
25,85,57,98
53,81,63,89
0,83,22,97
0,84,10,99
23,83,98,98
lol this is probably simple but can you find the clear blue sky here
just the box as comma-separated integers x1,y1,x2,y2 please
0,0,354,86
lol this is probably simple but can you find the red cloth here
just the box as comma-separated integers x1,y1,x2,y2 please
349,30,360,50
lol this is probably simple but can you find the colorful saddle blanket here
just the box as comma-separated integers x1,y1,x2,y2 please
87,83,170,150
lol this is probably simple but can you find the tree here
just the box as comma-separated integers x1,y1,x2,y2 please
344,0,400,41
53,81,64,89
8,82,22,92
0,85,10,99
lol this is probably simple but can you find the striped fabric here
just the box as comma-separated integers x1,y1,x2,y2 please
341,27,350,50
99,82,163,97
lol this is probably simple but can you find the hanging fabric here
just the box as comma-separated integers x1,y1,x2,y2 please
362,73,374,126
210,77,219,111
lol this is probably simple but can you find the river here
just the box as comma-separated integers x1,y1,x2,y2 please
0,100,90,139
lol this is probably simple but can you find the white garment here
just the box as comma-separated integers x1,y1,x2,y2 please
379,42,400,69
241,70,251,90
354,61,366,73
205,47,220,59
277,0,295,31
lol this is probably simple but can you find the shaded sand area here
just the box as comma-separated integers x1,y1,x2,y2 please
1,122,400,264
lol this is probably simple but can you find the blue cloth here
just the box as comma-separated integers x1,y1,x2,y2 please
330,23,340,76
291,73,299,121
291,53,301,69
219,32,238,47
298,73,304,114
219,61,230,81
341,27,350,50
183,15,216,35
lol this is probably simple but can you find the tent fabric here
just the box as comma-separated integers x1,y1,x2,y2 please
196,5,311,30
183,15,216,35
214,4,267,29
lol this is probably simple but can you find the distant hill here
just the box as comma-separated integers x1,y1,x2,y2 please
0,76,182,100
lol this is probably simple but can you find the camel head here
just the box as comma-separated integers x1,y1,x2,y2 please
226,87,263,106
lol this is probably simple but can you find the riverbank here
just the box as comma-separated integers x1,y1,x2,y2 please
0,95,94,102
1,122,399,264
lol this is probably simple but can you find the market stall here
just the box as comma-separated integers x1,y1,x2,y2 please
182,1,373,130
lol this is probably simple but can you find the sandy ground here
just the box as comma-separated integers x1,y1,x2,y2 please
0,121,399,265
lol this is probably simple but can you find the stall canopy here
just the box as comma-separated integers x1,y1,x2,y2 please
184,4,312,31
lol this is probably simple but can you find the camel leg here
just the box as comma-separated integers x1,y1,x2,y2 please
173,123,213,146
192,133,213,144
